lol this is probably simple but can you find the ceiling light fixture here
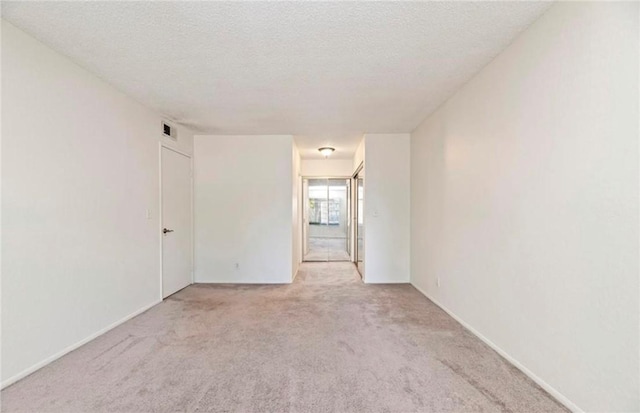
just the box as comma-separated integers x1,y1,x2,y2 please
318,147,335,158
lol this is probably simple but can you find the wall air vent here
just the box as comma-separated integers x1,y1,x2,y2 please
162,120,178,141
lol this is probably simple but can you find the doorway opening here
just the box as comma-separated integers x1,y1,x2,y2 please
302,178,351,262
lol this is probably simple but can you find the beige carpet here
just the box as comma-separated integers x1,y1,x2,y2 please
1,263,567,412
304,237,350,262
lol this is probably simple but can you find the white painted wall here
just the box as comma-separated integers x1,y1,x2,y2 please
410,3,639,411
194,135,294,283
353,139,365,173
300,159,353,177
363,134,411,284
1,21,195,386
292,145,302,280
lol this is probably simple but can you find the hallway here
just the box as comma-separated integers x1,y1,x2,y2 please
2,263,565,412
304,238,350,261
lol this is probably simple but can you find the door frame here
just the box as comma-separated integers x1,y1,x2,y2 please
159,143,194,300
301,176,352,263
352,162,364,277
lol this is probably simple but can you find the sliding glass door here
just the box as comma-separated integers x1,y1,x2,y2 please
355,171,364,275
303,178,350,262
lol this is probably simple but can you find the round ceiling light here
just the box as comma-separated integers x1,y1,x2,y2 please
318,147,335,158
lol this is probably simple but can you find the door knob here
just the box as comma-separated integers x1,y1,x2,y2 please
163,228,174,234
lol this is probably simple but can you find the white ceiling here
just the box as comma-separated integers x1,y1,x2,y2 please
2,1,552,159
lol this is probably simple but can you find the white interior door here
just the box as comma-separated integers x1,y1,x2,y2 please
161,146,192,298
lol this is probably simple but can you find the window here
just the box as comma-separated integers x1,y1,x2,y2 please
309,198,341,225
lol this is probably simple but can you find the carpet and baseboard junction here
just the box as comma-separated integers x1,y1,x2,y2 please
1,262,567,412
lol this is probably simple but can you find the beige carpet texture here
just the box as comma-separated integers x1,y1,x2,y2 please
1,263,567,412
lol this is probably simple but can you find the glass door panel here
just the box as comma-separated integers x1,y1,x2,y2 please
327,179,349,261
356,173,364,275
303,178,350,262
305,178,329,261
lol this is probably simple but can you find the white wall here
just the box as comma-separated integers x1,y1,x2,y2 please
353,139,364,173
1,21,195,386
410,3,639,411
300,159,353,177
363,134,411,284
194,135,294,283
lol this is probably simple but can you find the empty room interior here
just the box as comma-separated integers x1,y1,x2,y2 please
1,1,638,412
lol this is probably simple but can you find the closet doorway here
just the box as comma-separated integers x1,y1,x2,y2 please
302,178,351,262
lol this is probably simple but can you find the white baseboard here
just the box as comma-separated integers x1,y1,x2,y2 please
1,299,162,390
410,282,582,413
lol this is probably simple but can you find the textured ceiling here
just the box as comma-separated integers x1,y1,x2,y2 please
2,1,551,159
